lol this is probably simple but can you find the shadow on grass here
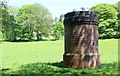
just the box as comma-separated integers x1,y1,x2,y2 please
4,38,59,42
2,61,118,75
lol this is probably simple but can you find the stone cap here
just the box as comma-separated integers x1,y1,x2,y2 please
64,11,99,24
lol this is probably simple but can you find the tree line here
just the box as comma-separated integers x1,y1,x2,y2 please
91,2,120,39
0,1,119,41
0,1,64,41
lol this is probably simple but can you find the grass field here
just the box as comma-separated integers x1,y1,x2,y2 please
1,39,119,74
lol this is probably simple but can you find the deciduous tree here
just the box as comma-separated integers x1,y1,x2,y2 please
90,4,118,39
16,4,53,41
0,1,17,41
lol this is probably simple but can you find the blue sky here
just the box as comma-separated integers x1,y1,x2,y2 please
8,0,119,18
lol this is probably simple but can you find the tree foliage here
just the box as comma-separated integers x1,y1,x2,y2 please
1,1,119,41
0,2,2,41
0,1,18,41
116,1,120,38
53,21,64,40
16,4,53,41
90,4,118,39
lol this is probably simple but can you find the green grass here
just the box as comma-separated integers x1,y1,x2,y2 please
2,40,64,68
1,39,119,74
99,39,118,63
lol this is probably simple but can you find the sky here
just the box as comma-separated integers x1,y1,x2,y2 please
7,0,119,18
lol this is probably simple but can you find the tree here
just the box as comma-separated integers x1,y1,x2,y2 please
16,4,53,41
59,14,64,22
112,1,120,38
90,4,118,39
116,1,120,38
0,1,18,41
0,2,2,41
8,6,18,16
53,18,64,40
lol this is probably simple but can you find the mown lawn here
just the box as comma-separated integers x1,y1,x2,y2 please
1,39,119,74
